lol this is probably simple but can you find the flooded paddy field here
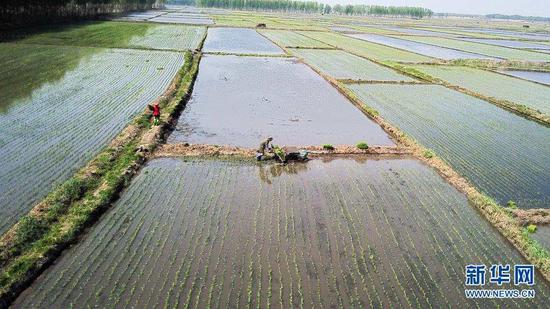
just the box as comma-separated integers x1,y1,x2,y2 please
499,70,550,86
459,38,550,50
203,28,284,54
532,226,550,252
168,55,393,147
411,65,550,114
0,46,185,234
399,36,550,61
127,25,205,51
376,25,459,37
258,30,331,48
347,33,494,60
297,31,433,62
347,84,550,208
289,48,413,81
13,157,550,308
149,14,214,25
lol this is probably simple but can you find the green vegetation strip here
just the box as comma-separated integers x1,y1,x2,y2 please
0,51,201,307
384,62,550,124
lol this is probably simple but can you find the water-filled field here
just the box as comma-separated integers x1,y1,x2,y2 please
348,33,492,60
411,65,550,114
499,70,550,86
347,84,550,208
13,157,550,308
258,30,331,48
532,226,550,252
460,38,550,50
289,48,413,81
168,55,393,146
297,31,433,62
15,21,205,51
203,28,284,54
0,47,184,234
400,36,550,61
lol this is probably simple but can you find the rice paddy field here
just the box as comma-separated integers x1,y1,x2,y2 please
409,65,550,114
4,4,550,307
347,84,550,208
203,27,284,54
13,157,550,308
168,55,393,146
289,48,414,81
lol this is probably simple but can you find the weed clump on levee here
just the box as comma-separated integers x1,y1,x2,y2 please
322,144,334,150
507,200,518,209
361,104,379,117
527,224,537,233
423,149,435,159
356,142,369,150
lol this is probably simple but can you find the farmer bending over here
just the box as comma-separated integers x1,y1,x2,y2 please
148,102,160,126
256,137,274,161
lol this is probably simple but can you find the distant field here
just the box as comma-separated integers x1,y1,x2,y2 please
411,65,550,114
14,157,550,308
500,70,550,85
203,27,284,54
289,48,413,81
258,29,331,48
0,46,184,234
298,31,433,62
347,84,550,208
398,36,550,61
16,21,205,51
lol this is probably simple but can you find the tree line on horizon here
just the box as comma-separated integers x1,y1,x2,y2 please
0,0,164,27
194,0,433,18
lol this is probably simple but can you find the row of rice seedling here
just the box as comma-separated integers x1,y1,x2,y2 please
258,29,331,48
396,36,550,61
13,157,550,307
297,31,433,62
289,48,414,81
127,24,206,51
410,65,550,115
203,27,284,54
0,48,185,234
15,21,205,51
346,84,550,208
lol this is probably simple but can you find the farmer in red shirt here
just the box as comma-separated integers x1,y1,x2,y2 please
148,102,160,126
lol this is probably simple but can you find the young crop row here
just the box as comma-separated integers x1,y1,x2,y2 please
258,30,331,48
409,65,550,115
13,157,550,308
346,83,550,208
288,48,414,81
0,48,185,234
297,31,433,62
398,36,550,62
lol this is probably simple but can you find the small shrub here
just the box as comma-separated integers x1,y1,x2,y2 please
423,149,435,159
527,224,537,233
15,216,48,249
322,144,334,150
506,200,517,209
356,142,369,150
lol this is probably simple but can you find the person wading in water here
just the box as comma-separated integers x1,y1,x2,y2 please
256,137,274,161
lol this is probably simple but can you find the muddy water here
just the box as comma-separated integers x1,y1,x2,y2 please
499,70,550,85
168,55,394,147
203,28,284,54
347,33,495,60
532,226,550,252
14,157,550,308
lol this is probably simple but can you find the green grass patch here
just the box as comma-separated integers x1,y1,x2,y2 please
322,144,334,150
356,142,369,150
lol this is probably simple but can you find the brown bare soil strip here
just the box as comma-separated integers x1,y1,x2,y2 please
154,143,410,158
513,209,550,226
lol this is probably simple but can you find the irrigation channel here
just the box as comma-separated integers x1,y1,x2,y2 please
6,18,550,307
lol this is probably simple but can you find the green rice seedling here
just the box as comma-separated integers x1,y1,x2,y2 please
527,225,537,233
507,200,518,209
423,149,435,159
356,142,369,150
